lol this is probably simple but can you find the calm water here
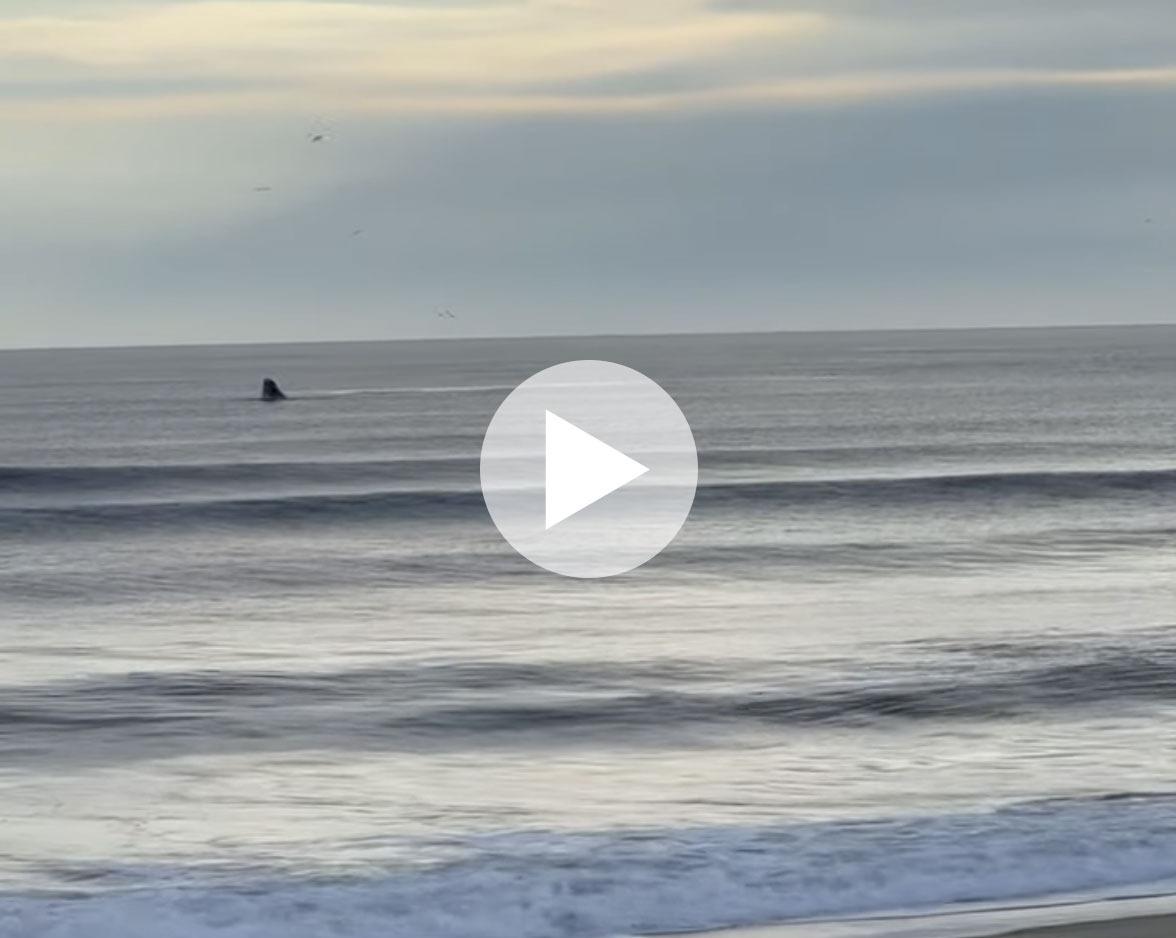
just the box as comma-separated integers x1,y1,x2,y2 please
3,328,1176,937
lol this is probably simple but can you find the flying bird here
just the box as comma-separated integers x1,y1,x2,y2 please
306,117,334,143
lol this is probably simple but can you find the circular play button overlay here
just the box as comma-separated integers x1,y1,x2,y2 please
480,360,698,578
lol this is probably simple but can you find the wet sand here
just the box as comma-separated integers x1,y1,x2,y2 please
664,909,1176,938
995,914,1176,937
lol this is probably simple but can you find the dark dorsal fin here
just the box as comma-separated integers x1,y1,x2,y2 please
261,378,287,401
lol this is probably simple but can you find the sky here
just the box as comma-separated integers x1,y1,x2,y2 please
2,0,1175,348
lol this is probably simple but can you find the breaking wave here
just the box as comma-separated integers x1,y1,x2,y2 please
6,794,1176,938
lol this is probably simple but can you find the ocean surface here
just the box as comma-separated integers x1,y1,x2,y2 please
3,327,1176,938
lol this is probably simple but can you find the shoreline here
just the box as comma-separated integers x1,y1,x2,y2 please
996,914,1176,936
653,891,1176,938
658,915,1176,938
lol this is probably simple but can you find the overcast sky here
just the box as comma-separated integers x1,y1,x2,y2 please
2,0,1175,348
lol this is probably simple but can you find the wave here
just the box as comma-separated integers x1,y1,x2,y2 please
4,465,1176,538
5,646,1176,765
663,525,1176,575
701,466,1176,507
0,458,478,495
7,460,1176,495
6,794,1176,937
0,530,1148,606
0,487,487,536
0,458,482,510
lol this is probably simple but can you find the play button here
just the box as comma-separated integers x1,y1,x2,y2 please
481,360,698,578
545,410,649,529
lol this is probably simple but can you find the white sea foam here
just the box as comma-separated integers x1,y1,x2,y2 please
6,796,1176,938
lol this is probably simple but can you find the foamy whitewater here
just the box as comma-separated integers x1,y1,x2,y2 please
3,328,1176,937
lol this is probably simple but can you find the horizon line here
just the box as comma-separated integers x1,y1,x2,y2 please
3,320,1176,355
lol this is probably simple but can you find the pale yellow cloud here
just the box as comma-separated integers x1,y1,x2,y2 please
0,0,823,88
3,1,1176,122
7,65,1176,124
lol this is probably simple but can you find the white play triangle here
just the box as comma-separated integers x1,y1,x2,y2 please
545,410,649,529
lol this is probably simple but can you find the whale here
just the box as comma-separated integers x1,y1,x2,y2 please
261,378,287,402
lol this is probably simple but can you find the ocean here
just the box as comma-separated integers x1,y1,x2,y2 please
2,327,1176,938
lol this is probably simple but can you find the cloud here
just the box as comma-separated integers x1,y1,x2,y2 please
0,0,823,116
5,0,1176,121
